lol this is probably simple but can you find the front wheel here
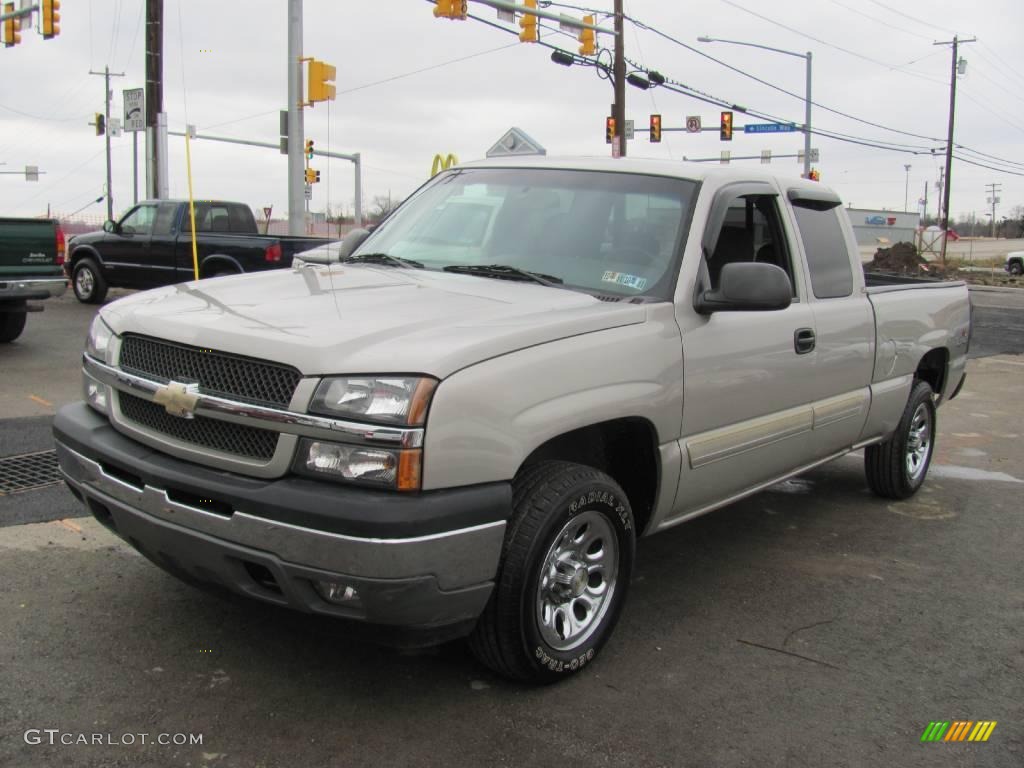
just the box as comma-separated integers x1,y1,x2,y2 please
72,258,108,304
1009,261,1023,276
865,380,936,499
469,461,635,683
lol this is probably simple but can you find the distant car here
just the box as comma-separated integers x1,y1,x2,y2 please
66,200,331,303
1006,251,1023,276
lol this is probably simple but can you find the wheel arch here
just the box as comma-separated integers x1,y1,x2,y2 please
518,417,661,537
915,346,949,397
199,254,243,277
69,245,104,270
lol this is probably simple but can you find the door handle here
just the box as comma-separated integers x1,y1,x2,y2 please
794,328,816,354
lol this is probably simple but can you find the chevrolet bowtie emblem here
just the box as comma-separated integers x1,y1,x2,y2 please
152,381,201,419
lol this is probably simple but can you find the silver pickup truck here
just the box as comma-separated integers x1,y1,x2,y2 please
54,158,971,683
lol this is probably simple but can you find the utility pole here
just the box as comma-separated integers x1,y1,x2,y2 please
145,0,164,200
934,34,975,266
921,181,928,223
985,182,1002,238
90,67,125,221
613,0,625,158
903,164,911,212
803,51,812,179
287,0,305,235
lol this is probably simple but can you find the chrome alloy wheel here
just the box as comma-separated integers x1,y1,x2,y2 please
536,509,619,651
905,402,932,481
75,267,94,297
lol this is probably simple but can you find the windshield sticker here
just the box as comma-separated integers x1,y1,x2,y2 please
602,271,648,291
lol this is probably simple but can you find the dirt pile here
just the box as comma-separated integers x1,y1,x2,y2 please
867,242,925,273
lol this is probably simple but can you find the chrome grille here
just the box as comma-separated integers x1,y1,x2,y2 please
119,335,301,408
119,393,278,460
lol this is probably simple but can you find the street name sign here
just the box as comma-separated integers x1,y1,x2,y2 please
744,123,797,134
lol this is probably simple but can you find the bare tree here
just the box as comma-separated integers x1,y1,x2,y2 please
369,193,399,222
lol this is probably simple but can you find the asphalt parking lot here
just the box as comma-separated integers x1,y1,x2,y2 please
1,287,1022,767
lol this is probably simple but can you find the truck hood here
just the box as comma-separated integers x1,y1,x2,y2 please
99,265,647,378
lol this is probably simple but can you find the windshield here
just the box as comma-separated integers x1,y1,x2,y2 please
353,167,699,299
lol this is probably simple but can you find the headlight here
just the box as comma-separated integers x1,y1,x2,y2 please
296,439,422,491
86,315,115,364
309,376,437,426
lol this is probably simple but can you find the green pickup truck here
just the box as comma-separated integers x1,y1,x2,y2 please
0,217,67,342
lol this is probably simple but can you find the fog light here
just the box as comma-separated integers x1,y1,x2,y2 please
314,580,361,606
299,439,422,490
84,378,109,414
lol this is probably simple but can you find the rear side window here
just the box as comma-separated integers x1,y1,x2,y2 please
792,205,853,298
184,203,258,233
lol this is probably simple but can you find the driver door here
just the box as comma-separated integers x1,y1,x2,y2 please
670,184,820,521
102,204,157,287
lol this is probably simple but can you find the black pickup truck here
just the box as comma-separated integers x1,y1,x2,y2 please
0,217,67,342
66,200,331,303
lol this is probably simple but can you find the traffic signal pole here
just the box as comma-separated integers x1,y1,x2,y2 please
287,0,305,236
613,0,625,158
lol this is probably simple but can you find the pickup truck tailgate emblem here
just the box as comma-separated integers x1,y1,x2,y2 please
153,381,201,419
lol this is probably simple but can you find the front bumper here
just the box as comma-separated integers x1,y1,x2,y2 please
54,402,510,633
0,275,67,302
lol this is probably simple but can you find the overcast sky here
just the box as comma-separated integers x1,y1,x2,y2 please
2,0,1022,226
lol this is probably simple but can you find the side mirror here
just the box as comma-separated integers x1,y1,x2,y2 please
696,262,793,314
337,228,371,259
102,220,118,234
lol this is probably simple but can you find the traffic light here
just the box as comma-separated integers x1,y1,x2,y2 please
650,114,662,143
315,169,321,184
808,168,821,182
95,113,105,136
304,168,316,184
578,15,595,56
305,139,314,160
605,116,616,144
2,3,21,48
519,0,537,43
307,59,336,104
720,110,733,141
42,0,60,39
433,0,466,19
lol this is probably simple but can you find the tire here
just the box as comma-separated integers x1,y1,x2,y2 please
1009,261,1023,276
865,380,936,499
0,309,27,343
72,258,108,304
469,461,635,683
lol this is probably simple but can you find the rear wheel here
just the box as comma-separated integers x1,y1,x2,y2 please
72,258,108,304
1009,261,1023,276
0,308,27,342
865,380,936,499
469,461,635,683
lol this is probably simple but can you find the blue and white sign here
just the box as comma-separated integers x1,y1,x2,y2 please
743,123,798,134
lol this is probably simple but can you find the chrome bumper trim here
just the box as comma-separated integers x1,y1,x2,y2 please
57,442,504,590
0,276,67,299
83,354,424,449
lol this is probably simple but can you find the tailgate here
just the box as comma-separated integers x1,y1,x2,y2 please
0,218,61,276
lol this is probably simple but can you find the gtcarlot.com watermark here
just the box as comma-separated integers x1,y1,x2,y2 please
24,729,203,747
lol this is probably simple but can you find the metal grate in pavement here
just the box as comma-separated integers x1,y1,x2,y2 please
0,449,61,495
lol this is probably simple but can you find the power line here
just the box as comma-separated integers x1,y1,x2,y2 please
863,0,957,37
716,0,948,87
626,19,947,145
953,155,1024,178
825,0,932,42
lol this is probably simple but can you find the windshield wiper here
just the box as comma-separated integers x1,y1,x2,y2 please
442,264,563,287
341,252,424,269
